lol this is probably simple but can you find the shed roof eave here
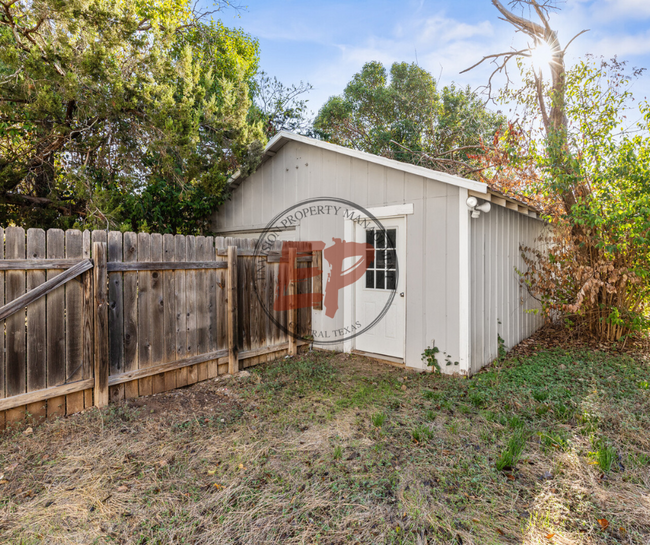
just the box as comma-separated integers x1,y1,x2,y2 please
262,131,488,194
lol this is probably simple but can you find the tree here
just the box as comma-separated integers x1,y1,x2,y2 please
466,0,650,340
313,61,505,176
0,0,265,233
250,71,314,138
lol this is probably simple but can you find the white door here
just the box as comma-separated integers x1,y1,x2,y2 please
354,217,406,359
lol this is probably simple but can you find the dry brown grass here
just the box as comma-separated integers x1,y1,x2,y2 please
0,346,648,544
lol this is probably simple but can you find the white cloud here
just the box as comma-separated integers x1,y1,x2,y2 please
599,0,650,19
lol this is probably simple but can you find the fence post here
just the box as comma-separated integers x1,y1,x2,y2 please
288,246,298,356
227,246,239,374
93,241,109,407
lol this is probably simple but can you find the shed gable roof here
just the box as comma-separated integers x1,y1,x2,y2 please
234,131,488,194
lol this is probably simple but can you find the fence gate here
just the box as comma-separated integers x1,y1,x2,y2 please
0,228,313,428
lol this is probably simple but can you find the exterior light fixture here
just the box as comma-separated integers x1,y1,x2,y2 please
466,196,491,219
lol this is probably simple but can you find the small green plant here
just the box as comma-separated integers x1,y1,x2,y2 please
495,429,527,471
425,409,436,422
411,424,434,443
497,332,507,361
423,390,441,402
371,412,386,428
333,445,343,460
532,389,549,402
535,404,550,416
538,430,570,453
508,415,525,429
553,402,573,422
422,342,441,373
590,438,617,472
628,452,650,467
469,392,485,408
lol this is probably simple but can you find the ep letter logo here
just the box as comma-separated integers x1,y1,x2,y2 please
253,197,398,344
273,238,375,318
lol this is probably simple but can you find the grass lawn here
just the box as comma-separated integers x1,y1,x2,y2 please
0,344,648,544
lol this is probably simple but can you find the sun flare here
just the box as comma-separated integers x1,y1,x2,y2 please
530,40,555,68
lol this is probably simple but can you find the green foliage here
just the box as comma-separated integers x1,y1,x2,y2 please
495,429,526,470
0,0,265,232
590,437,617,473
537,430,570,453
497,333,507,361
314,61,504,176
504,57,650,339
371,412,387,428
421,342,441,373
332,445,343,461
250,71,314,138
411,424,434,443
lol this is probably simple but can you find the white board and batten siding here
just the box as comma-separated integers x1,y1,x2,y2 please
469,204,545,374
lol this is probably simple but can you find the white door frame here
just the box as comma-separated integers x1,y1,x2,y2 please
343,203,414,357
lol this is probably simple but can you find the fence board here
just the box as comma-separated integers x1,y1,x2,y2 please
5,227,26,424
275,239,288,345
227,245,238,374
91,232,108,407
82,230,93,408
163,234,177,391
65,230,85,414
195,236,208,382
93,241,109,407
108,231,125,403
46,229,65,418
215,237,228,375
151,234,165,394
186,236,198,385
123,232,139,400
26,228,46,420
137,233,153,396
175,235,188,387
0,228,4,428
206,236,218,378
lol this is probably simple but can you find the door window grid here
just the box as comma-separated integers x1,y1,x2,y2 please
365,228,397,290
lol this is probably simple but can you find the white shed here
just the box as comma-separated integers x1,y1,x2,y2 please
212,131,545,374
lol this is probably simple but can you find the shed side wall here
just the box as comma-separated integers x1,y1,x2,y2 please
469,204,546,374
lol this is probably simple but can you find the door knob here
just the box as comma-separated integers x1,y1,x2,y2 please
400,292,405,297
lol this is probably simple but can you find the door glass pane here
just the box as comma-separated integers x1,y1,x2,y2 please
375,230,385,249
387,229,396,248
366,247,375,269
386,249,396,269
366,229,374,246
386,270,396,290
376,250,385,268
365,270,374,289
376,270,385,290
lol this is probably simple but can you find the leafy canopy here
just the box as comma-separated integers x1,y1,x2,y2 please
0,0,265,233
313,61,505,176
495,57,650,339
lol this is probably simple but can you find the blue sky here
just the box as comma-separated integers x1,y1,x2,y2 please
210,0,650,118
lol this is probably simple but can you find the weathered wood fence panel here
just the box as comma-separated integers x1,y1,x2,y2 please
0,229,101,427
0,229,313,428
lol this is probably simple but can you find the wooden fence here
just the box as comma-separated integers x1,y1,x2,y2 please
0,228,313,428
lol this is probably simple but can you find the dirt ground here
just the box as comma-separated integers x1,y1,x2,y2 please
0,331,648,544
